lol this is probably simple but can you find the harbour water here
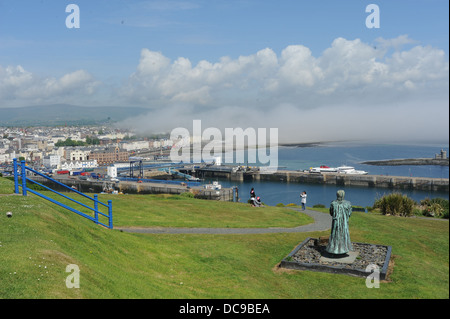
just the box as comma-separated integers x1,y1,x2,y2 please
203,142,449,208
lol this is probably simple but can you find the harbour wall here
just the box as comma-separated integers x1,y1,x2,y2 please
27,175,237,201
192,168,449,192
256,171,449,192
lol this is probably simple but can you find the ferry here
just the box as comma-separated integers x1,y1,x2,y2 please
308,165,337,173
308,165,368,175
336,166,368,175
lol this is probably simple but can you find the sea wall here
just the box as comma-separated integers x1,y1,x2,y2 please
117,181,236,201
362,158,449,166
27,175,237,201
256,171,449,192
190,166,448,192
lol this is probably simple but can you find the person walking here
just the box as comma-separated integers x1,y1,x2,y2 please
300,191,307,211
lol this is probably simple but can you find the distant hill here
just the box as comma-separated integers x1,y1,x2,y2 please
0,104,150,126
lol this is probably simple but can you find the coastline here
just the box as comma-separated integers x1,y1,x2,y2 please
362,158,449,166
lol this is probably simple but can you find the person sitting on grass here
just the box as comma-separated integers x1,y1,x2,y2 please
253,196,263,207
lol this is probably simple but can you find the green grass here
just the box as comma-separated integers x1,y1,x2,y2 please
0,176,14,194
0,177,448,299
97,193,313,228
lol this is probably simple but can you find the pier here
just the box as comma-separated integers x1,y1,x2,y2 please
182,166,449,192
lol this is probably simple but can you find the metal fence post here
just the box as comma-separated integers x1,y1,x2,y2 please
13,158,19,194
21,160,27,196
108,200,113,229
94,194,99,224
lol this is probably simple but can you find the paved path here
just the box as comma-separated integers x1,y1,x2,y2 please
116,208,332,235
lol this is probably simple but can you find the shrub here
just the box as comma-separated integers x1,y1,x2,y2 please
373,193,416,217
422,203,444,217
286,203,297,207
313,204,326,208
27,183,46,191
421,197,449,218
276,203,285,207
180,192,195,198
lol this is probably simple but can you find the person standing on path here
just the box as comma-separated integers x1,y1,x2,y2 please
300,191,307,211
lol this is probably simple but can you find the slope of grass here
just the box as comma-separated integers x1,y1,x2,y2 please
0,177,448,299
90,193,313,228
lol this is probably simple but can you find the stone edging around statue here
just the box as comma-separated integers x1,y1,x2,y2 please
279,237,392,280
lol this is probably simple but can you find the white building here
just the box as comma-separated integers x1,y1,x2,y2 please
120,141,149,151
49,136,67,144
43,155,61,168
60,160,98,170
0,153,9,163
65,148,91,161
107,166,117,178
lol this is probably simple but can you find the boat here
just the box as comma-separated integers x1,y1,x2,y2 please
309,165,337,173
204,181,222,190
308,165,368,175
336,166,368,175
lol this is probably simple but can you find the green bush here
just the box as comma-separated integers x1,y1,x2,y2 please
313,204,326,208
27,182,46,191
373,193,416,217
276,203,285,207
420,197,449,218
286,203,297,207
180,192,195,198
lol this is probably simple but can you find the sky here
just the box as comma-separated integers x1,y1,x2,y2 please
0,0,449,143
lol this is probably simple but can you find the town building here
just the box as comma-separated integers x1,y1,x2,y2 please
65,147,92,161
90,146,129,165
60,159,98,170
43,155,61,169
435,149,448,160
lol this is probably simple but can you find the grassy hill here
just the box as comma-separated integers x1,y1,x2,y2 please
0,176,448,299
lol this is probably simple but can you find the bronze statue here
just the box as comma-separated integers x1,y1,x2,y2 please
325,190,353,255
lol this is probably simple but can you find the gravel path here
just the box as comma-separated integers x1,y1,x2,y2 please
116,208,332,235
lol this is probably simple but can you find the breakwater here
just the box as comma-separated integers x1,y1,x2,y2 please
188,167,449,192
362,158,449,166
258,171,448,192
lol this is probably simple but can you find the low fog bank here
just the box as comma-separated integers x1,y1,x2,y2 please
116,97,449,145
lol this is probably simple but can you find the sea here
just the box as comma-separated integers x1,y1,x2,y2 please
201,141,449,208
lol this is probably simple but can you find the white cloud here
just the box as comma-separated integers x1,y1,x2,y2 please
118,37,448,143
375,34,418,51
0,66,100,106
2,35,447,143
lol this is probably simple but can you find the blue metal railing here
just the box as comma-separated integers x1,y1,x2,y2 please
13,159,113,229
